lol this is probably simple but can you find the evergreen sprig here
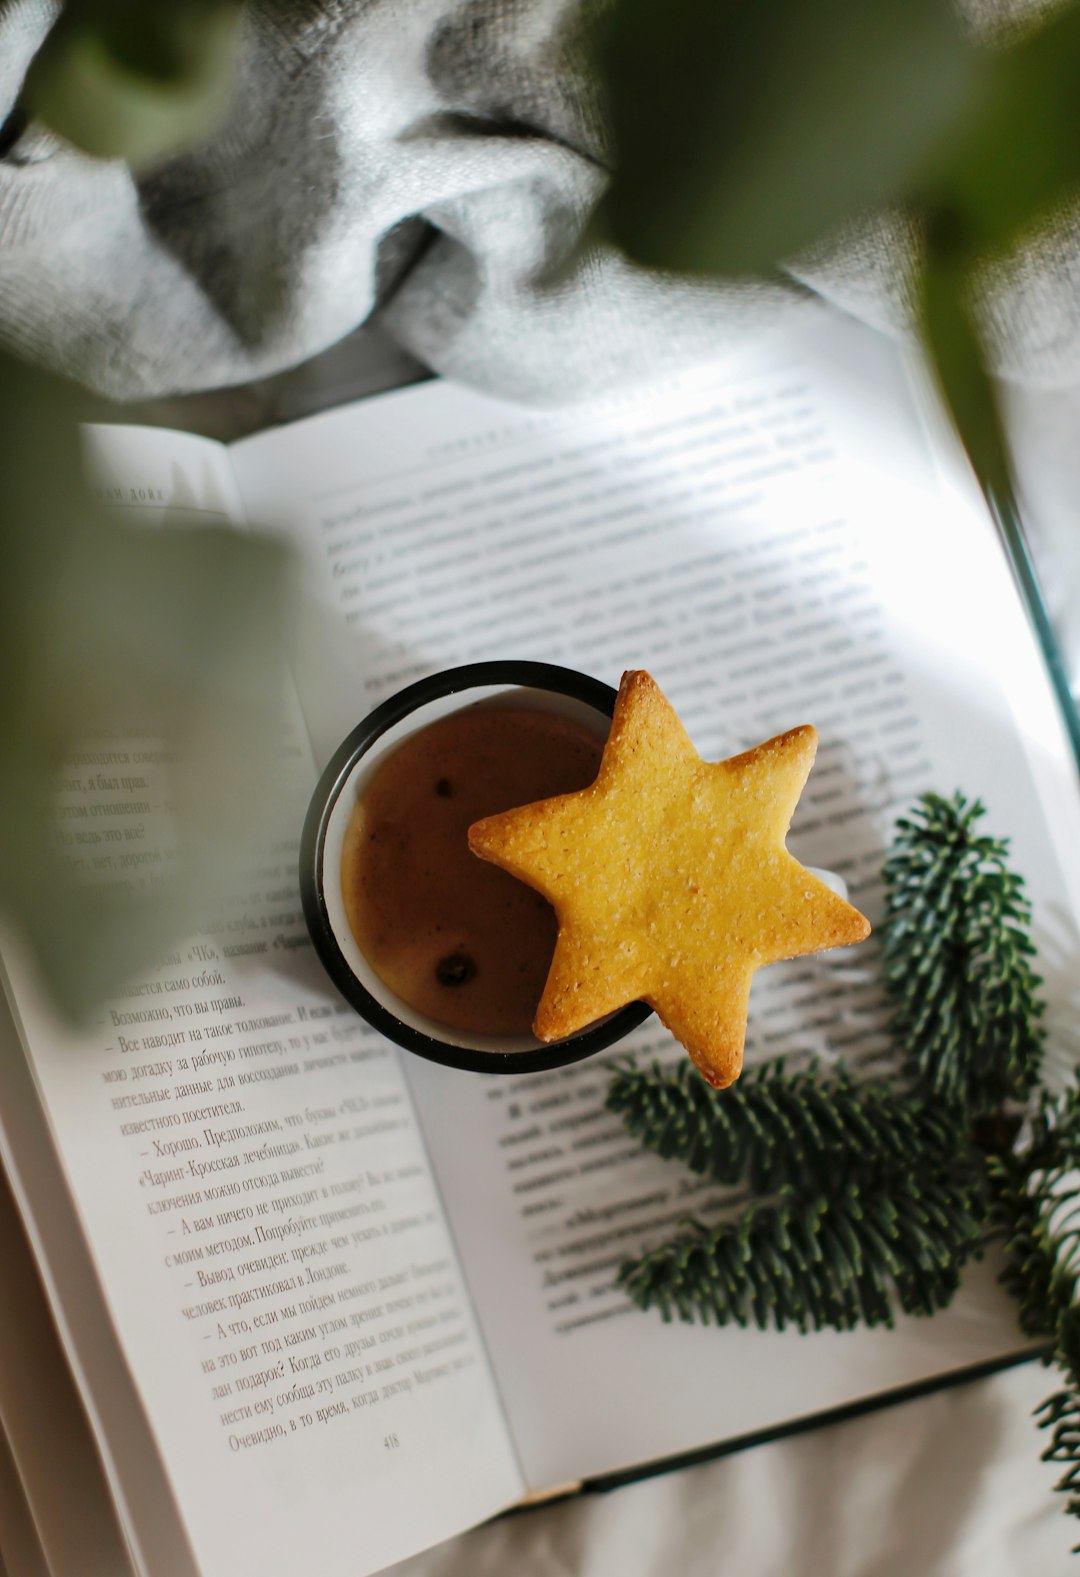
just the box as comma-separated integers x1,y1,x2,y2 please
618,1165,986,1332
881,791,1045,1113
989,1078,1080,1539
990,1080,1080,1339
606,1056,958,1195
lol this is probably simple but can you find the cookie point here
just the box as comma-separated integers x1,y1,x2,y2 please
467,817,494,857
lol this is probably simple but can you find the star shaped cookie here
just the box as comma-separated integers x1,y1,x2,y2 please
468,671,870,1088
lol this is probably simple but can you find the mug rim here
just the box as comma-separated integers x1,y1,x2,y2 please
299,660,652,1074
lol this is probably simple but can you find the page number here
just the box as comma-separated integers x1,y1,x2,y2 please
383,1433,400,1451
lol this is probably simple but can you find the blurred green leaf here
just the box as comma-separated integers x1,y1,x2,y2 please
919,3,1080,261
0,349,293,1016
595,0,974,275
594,0,1080,493
25,0,241,167
918,246,1013,503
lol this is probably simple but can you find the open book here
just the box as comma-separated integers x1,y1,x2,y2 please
2,307,1080,1577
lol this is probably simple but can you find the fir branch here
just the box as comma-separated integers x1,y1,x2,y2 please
606,1057,958,1195
617,1165,986,1332
1036,1378,1080,1534
989,1080,1080,1340
881,791,1045,1113
988,1078,1080,1544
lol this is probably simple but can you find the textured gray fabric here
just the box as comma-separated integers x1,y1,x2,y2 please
0,0,1077,403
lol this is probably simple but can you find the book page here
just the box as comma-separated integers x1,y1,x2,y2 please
0,961,196,1577
0,426,521,1577
230,309,1080,1487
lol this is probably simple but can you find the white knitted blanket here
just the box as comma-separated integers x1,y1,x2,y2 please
0,0,1077,402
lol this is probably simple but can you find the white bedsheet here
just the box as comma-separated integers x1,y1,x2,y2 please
388,1362,1074,1576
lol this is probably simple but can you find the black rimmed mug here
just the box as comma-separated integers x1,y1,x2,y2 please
299,661,652,1073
